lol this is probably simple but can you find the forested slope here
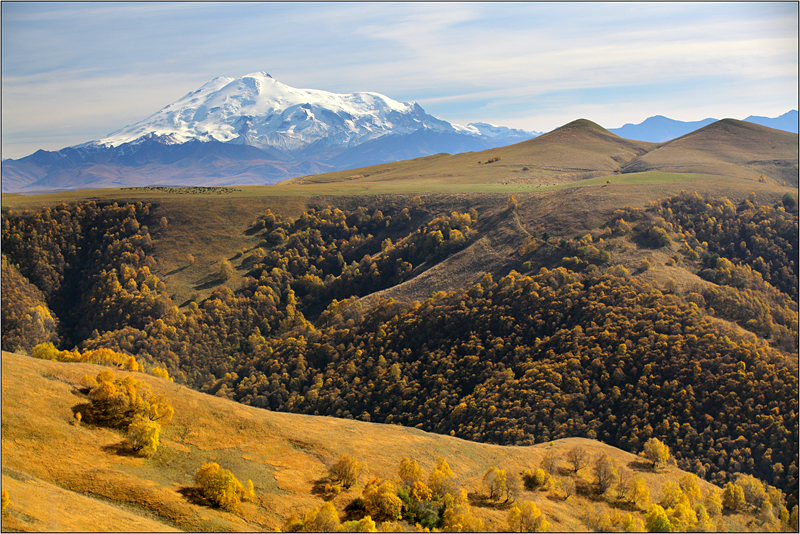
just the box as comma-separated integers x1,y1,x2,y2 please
2,190,797,507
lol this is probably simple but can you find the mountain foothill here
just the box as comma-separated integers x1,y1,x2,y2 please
1,76,799,532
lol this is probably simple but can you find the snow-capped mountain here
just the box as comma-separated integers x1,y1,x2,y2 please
3,72,539,192
92,72,534,155
96,72,460,153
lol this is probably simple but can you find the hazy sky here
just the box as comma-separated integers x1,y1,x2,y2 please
2,2,797,159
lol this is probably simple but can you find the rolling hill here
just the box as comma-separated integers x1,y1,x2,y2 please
287,118,798,189
0,351,780,532
622,119,800,186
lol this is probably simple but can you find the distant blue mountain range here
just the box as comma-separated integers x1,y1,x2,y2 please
609,110,797,143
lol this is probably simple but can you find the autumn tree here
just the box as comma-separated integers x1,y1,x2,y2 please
540,447,559,475
566,447,590,473
704,488,723,517
331,455,360,489
127,416,160,456
666,501,698,532
660,481,689,510
194,462,252,510
644,504,672,532
428,457,455,498
339,516,377,533
483,467,507,501
559,476,576,501
506,470,522,503
593,453,619,494
218,260,234,281
629,476,650,510
362,479,403,522
643,438,670,469
410,480,433,502
721,481,746,511
1,488,8,515
441,489,484,532
508,195,519,212
508,501,549,532
398,457,423,488
678,473,702,507
302,501,341,532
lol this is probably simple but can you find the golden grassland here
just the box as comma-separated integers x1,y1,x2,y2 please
1,351,763,532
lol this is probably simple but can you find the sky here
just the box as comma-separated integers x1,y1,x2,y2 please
2,2,797,159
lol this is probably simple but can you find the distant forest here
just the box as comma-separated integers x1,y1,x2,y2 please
2,191,797,505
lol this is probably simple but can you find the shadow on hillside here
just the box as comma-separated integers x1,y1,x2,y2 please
193,277,225,291
341,496,368,522
311,477,339,502
468,492,514,510
627,459,655,472
101,441,140,458
575,479,608,502
178,486,215,507
611,500,642,513
166,265,190,275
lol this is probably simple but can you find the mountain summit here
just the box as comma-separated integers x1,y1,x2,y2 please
98,72,472,153
3,72,538,192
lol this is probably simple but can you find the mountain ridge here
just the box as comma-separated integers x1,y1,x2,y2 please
609,110,798,142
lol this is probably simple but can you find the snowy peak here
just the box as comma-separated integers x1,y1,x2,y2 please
100,72,472,153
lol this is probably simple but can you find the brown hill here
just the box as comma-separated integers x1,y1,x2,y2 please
623,119,799,186
287,119,656,188
286,117,797,190
1,351,764,532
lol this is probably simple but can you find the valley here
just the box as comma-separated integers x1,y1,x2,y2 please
2,117,798,532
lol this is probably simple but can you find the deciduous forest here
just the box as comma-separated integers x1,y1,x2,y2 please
2,191,797,509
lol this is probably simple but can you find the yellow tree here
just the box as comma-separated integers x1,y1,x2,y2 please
643,438,670,469
667,503,698,532
704,488,723,517
678,473,702,507
410,480,433,502
301,501,340,532
428,457,455,498
362,479,403,522
398,457,423,488
721,482,746,512
508,501,548,532
441,489,485,532
483,467,507,501
629,476,650,510
331,455,360,489
127,416,160,456
660,482,689,510
644,504,672,532
194,462,246,510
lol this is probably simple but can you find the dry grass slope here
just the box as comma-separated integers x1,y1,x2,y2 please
2,351,763,532
623,119,799,186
